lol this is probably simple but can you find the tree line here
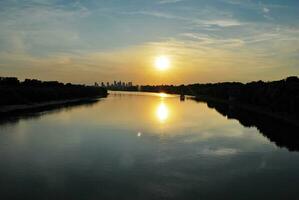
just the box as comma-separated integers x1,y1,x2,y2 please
0,77,107,105
141,76,299,119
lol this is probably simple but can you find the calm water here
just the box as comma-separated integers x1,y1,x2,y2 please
1,91,299,200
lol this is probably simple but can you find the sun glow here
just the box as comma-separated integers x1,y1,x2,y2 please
159,93,167,98
155,56,170,71
156,102,169,123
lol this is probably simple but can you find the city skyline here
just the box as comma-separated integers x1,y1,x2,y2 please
96,80,134,88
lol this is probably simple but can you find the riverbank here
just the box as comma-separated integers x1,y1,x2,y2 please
111,76,299,121
192,95,299,126
193,96,299,151
0,97,103,114
0,77,108,113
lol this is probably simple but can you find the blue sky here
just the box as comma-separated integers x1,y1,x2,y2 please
0,0,298,84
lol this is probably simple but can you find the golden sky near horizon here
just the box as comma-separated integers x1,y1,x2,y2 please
0,0,298,84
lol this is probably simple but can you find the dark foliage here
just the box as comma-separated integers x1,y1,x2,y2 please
0,77,20,86
197,99,299,151
0,77,108,106
108,86,139,91
138,76,299,119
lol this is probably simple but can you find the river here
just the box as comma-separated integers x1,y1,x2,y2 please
0,91,299,199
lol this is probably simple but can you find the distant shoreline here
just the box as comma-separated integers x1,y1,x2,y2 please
109,76,299,124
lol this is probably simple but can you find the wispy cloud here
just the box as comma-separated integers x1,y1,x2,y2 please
198,19,242,27
263,7,270,13
123,10,182,20
0,0,298,83
157,0,183,4
125,9,243,28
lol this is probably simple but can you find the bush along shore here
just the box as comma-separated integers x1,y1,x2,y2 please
0,77,108,113
139,76,299,121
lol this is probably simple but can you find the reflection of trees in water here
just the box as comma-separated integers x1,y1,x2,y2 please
193,98,299,152
0,100,98,126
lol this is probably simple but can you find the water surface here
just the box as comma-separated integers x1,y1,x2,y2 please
1,92,299,200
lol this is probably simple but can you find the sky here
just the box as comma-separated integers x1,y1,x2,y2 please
0,0,298,85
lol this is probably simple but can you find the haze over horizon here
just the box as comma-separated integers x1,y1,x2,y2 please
0,0,298,85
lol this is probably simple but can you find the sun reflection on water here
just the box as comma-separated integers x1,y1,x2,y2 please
156,102,169,123
159,93,167,98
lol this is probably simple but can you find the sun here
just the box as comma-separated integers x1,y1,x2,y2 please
155,56,170,71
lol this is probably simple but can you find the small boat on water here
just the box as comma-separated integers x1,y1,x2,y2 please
180,93,185,101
